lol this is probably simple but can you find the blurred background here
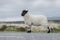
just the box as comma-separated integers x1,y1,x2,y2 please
0,0,60,21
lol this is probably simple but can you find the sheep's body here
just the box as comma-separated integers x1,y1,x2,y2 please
24,13,48,27
21,10,51,33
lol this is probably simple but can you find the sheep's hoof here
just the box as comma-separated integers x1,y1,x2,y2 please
47,27,50,33
47,29,50,33
47,31,50,33
27,30,31,33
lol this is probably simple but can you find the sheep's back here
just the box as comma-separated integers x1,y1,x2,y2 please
31,15,48,26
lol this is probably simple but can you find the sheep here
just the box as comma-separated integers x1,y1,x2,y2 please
21,9,51,33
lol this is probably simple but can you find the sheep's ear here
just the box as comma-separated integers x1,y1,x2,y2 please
23,10,28,12
23,10,28,13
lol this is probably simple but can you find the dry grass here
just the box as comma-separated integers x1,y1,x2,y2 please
0,22,60,33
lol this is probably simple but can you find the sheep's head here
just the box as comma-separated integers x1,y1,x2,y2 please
21,10,28,16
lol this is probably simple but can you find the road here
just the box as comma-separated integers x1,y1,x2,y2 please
0,32,60,40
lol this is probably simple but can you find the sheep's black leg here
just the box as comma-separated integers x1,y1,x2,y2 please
27,29,31,33
27,25,31,33
47,27,50,33
47,29,50,33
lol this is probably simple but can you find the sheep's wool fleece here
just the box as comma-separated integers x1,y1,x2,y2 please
24,13,48,27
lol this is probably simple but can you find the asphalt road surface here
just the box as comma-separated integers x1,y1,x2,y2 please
0,32,60,40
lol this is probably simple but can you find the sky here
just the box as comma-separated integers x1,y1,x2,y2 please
0,0,60,21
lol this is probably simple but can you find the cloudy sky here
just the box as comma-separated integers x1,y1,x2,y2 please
0,0,60,21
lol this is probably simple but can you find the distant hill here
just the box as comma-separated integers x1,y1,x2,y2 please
48,17,60,23
0,17,60,24
0,21,24,24
48,17,60,20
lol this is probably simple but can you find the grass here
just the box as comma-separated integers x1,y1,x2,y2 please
0,25,7,31
16,27,27,32
52,26,60,33
5,26,17,32
0,25,27,32
0,24,60,33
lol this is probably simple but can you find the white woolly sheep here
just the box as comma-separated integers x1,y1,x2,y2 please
21,10,51,33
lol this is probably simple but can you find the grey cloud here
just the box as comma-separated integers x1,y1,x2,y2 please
0,0,60,21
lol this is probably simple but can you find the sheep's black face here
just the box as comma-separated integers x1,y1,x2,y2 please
21,10,28,16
